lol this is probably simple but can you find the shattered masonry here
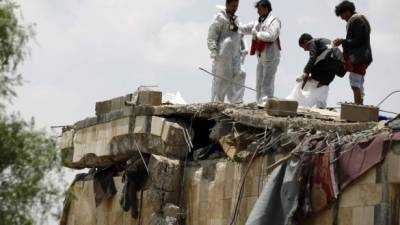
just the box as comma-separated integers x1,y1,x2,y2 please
59,92,400,225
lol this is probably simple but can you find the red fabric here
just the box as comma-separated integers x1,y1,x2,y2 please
339,132,400,189
250,37,281,56
343,50,369,75
311,150,337,213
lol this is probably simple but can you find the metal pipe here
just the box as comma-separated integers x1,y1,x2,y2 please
377,90,400,107
198,67,257,92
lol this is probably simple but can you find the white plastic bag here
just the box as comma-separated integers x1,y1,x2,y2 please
162,91,187,105
286,79,329,108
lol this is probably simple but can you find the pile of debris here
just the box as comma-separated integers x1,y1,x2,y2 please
59,90,400,225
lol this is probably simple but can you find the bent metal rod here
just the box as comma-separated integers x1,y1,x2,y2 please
198,67,256,92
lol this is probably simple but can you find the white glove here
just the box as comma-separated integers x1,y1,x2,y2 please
240,50,248,64
296,73,308,82
210,50,218,59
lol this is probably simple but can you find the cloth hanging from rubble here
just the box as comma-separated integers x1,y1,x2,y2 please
245,159,301,225
339,132,400,189
246,131,400,225
93,165,123,207
120,155,149,218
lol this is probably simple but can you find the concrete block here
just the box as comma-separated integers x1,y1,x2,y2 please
151,116,165,137
110,96,124,112
161,121,186,146
340,183,382,207
340,103,379,122
95,100,112,116
387,149,400,184
266,98,298,117
149,154,182,192
352,206,374,225
134,116,148,134
137,91,162,106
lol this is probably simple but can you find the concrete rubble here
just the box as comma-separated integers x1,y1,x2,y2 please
59,91,400,225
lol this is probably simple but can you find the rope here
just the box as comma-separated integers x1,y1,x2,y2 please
133,140,149,174
228,129,272,225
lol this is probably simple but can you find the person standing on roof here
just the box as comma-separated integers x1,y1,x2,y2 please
287,33,346,108
333,1,373,105
241,0,281,106
207,0,248,104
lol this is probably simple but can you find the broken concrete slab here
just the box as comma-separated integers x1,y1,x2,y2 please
133,116,190,159
67,117,133,168
224,107,377,134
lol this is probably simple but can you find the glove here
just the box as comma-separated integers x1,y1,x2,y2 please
296,73,308,82
240,50,248,64
210,50,218,60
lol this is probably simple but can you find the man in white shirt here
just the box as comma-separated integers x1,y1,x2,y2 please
241,0,281,105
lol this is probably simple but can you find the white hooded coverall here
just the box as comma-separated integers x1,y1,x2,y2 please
241,14,281,103
207,8,247,103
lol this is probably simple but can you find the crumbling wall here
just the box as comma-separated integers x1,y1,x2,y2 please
60,99,399,225
64,177,152,225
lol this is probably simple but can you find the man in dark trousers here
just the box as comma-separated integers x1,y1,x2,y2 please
333,1,373,105
298,33,345,88
289,33,345,108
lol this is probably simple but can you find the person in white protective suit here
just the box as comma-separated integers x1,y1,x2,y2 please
240,0,281,105
207,0,248,104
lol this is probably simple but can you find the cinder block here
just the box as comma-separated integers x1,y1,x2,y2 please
387,148,400,184
137,91,162,106
338,207,353,225
95,100,112,116
352,206,374,225
340,184,382,207
340,103,379,122
266,99,298,117
110,96,124,112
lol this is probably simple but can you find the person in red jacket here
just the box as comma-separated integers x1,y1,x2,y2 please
333,1,373,105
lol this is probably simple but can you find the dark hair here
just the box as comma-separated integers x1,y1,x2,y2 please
298,33,313,46
226,0,239,4
335,1,356,16
255,0,272,12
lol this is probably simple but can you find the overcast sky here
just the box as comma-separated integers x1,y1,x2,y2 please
10,0,400,129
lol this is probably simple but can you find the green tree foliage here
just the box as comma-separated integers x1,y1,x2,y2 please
0,1,62,225
0,0,32,100
0,116,61,225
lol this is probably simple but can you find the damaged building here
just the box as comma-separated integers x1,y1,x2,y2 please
59,90,400,225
